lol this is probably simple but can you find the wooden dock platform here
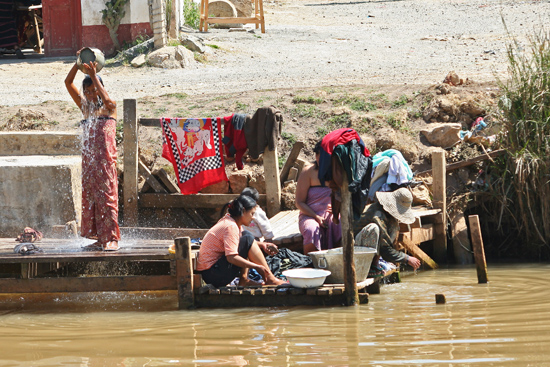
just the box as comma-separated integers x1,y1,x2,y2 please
0,237,400,309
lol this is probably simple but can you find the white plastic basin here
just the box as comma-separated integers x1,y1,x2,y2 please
282,268,331,288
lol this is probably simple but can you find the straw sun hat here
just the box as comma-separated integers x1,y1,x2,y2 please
375,188,416,224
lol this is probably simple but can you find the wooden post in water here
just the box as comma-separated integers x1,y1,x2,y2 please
341,173,358,306
175,237,194,309
263,145,281,218
123,99,139,227
432,151,447,263
468,215,489,284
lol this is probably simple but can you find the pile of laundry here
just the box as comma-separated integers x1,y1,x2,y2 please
368,149,414,201
14,227,43,255
459,117,496,147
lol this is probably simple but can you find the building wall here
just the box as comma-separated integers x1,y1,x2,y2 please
80,0,153,55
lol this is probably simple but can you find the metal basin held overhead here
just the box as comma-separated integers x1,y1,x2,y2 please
77,47,105,74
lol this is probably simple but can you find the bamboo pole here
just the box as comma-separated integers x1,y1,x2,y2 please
123,99,139,227
341,173,358,306
175,237,194,309
468,215,489,284
432,151,447,263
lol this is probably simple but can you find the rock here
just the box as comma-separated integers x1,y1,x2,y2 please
443,71,462,86
131,54,147,68
175,45,195,68
200,180,230,194
419,146,446,164
281,181,297,210
421,123,461,148
410,184,432,207
180,35,206,53
248,168,266,193
148,46,195,69
359,133,376,151
229,0,253,17
209,0,238,28
228,169,249,193
460,97,485,117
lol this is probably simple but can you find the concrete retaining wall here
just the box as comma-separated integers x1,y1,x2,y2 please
0,156,82,237
0,132,81,156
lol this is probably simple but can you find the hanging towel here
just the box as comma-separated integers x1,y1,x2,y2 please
161,117,228,194
244,106,283,159
222,113,249,169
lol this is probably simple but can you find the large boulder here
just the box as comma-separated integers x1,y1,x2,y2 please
421,123,461,148
148,46,194,69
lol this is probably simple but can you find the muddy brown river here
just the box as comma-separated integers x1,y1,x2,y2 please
0,264,547,366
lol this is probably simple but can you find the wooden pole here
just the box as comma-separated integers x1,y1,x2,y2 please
468,215,489,284
263,145,281,218
279,141,304,184
175,237,194,309
123,99,139,227
432,151,447,263
341,173,358,306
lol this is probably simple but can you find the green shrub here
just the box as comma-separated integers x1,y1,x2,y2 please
494,28,550,251
183,0,200,29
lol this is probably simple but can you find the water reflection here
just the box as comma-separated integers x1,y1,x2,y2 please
1,265,550,366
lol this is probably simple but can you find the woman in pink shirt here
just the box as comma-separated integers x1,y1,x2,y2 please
197,195,285,287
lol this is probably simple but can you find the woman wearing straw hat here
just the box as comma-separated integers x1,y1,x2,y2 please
353,187,421,277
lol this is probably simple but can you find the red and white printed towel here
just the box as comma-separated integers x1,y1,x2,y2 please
161,117,228,194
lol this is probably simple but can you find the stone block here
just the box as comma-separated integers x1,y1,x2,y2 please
0,155,82,237
0,132,81,156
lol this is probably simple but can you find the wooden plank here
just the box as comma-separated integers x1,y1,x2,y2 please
317,288,332,296
398,234,438,269
416,149,506,177
0,252,173,264
139,118,161,127
468,215,489,284
0,275,176,293
287,167,299,182
139,160,167,193
175,237,194,309
263,145,281,217
206,17,262,23
140,193,266,209
432,151,447,263
280,141,304,184
154,168,181,194
451,212,474,265
123,99,139,227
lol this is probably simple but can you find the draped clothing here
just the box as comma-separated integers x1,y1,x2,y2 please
80,115,121,243
298,186,341,251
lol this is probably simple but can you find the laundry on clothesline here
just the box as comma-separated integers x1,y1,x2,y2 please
161,117,228,194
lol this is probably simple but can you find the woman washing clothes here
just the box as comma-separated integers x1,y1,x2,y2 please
65,49,120,251
296,142,342,255
197,194,286,288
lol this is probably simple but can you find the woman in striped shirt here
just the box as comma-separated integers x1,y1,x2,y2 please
196,195,286,288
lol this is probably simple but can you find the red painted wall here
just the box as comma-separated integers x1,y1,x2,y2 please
43,0,82,56
81,22,153,56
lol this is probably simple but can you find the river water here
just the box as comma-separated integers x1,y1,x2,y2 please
0,264,548,366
